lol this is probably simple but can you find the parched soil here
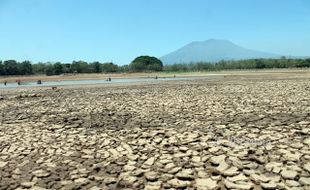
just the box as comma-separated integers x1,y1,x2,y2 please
1,68,309,83
0,71,310,190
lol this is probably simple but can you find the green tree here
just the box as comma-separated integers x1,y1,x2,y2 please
101,62,118,73
129,56,163,72
45,64,54,76
19,61,33,75
90,61,102,73
32,63,47,74
0,61,4,75
255,59,266,69
4,60,19,75
306,58,310,67
71,61,89,73
53,62,63,75
118,65,129,72
62,63,72,73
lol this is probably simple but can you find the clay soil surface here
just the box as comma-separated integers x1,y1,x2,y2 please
1,68,309,83
0,70,310,189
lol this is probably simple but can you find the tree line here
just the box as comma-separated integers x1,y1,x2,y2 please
0,57,310,76
164,58,310,72
0,56,163,76
0,60,124,76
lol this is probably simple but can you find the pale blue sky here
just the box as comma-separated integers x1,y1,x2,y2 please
0,0,309,65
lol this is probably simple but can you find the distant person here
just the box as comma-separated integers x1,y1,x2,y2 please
16,80,21,85
4,81,7,86
37,80,42,85
155,76,158,79
108,77,111,81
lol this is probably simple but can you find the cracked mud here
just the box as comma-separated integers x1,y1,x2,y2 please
0,73,310,190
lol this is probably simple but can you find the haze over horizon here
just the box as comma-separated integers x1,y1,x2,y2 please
0,0,309,65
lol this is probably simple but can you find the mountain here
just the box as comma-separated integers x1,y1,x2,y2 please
160,39,280,64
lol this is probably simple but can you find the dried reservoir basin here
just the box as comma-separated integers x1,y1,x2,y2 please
0,77,199,89
0,70,310,189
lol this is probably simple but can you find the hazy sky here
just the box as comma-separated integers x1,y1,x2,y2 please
0,0,309,65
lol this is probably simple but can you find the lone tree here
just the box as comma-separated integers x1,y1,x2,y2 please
129,56,163,72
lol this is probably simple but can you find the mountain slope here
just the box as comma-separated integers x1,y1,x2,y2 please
160,39,280,64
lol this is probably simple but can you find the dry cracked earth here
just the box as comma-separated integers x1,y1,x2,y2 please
0,73,310,190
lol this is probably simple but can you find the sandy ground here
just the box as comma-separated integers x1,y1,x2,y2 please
0,70,310,189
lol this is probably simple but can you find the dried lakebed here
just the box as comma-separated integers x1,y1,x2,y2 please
0,76,310,190
0,77,198,89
